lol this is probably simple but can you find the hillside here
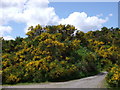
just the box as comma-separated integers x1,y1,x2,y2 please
1,24,120,87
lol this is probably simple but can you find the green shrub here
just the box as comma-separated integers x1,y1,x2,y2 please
77,47,100,75
106,64,120,87
2,25,119,84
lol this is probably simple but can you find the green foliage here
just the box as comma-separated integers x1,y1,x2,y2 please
2,25,120,86
106,64,120,87
77,46,100,75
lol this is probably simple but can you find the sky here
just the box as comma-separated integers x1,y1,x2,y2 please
0,0,118,40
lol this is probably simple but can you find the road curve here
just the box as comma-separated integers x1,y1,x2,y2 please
2,72,108,88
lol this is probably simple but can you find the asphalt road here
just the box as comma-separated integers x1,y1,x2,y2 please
2,72,107,88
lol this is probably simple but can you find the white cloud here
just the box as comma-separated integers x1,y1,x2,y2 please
0,0,25,40
0,0,26,24
22,7,59,33
25,0,49,8
1,0,25,8
96,13,103,17
109,13,113,16
3,35,15,40
0,25,13,36
0,0,110,38
0,25,14,40
1,0,59,35
1,0,59,32
59,12,108,32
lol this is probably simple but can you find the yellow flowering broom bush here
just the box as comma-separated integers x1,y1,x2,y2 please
2,25,119,85
106,64,120,87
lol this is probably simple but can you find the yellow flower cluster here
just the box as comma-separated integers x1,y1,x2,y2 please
41,51,51,55
44,39,53,43
16,49,25,55
53,41,64,47
6,74,20,83
43,39,64,48
26,59,49,72
65,57,70,61
106,64,120,86
2,53,10,58
2,61,8,67
110,64,120,80
60,61,67,64
72,40,80,46
94,41,104,45
0,70,2,74
88,39,93,42
49,62,57,69
44,56,52,60
112,73,120,80
96,45,120,59
33,56,41,60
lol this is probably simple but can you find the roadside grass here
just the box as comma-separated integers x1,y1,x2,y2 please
103,74,120,90
104,82,120,90
2,81,49,86
2,71,105,86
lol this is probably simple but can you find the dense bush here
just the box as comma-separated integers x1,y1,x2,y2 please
2,25,120,86
106,64,120,87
